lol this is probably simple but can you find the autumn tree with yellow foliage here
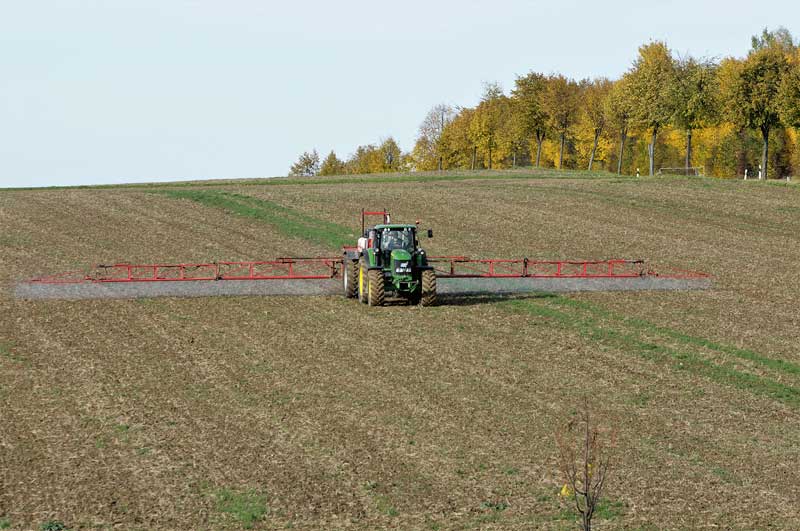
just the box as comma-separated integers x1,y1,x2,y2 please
542,75,583,169
469,83,514,169
604,77,634,175
512,72,549,167
319,151,346,176
626,42,677,176
580,78,613,171
440,107,476,170
778,46,800,129
343,137,405,175
723,37,793,178
671,56,719,172
294,27,800,180
412,104,456,171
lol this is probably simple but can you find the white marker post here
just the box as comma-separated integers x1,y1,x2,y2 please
758,164,763,180
744,168,748,180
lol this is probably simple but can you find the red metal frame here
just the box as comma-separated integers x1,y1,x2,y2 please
217,258,339,280
27,257,708,285
24,208,710,286
29,258,340,284
361,208,390,234
428,257,649,278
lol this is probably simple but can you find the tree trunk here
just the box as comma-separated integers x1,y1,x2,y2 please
649,126,658,176
535,132,544,167
761,126,769,179
588,129,600,171
617,127,627,175
512,149,516,168
685,128,693,173
488,142,492,170
471,146,477,171
559,133,565,169
736,127,747,177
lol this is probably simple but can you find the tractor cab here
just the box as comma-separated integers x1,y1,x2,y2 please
373,224,418,267
378,225,415,253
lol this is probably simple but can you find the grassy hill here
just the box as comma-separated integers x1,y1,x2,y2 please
1,170,799,529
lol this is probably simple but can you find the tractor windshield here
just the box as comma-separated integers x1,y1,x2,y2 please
380,227,415,252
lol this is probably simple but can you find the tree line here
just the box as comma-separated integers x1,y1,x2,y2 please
290,28,800,179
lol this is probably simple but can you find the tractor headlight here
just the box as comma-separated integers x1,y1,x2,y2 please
395,261,411,273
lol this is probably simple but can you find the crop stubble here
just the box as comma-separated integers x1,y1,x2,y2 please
1,175,799,529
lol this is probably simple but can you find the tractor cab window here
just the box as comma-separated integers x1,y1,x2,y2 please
380,228,414,252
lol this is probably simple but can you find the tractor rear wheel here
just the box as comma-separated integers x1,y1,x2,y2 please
420,269,436,307
343,259,358,298
367,269,385,306
358,258,369,304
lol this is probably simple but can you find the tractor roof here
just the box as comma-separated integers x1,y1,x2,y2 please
373,224,416,230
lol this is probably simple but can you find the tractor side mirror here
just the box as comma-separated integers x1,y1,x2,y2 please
427,229,433,238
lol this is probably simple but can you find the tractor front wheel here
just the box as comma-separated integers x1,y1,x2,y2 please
343,259,358,298
367,269,385,307
408,288,421,305
420,269,436,307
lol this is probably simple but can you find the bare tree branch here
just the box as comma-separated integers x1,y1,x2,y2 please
555,398,617,531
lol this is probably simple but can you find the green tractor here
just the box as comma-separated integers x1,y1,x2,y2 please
342,210,436,306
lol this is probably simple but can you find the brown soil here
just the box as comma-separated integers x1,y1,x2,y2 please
1,175,799,529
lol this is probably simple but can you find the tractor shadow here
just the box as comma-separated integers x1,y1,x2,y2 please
436,292,558,307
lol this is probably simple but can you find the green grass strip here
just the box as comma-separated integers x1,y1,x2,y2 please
549,297,800,377
155,189,354,249
502,299,800,408
0,168,640,192
214,488,268,529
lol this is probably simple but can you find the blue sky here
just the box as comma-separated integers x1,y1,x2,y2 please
1,0,797,187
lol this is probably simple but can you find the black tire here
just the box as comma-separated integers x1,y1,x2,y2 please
408,288,421,306
343,259,358,298
420,269,436,307
368,269,385,307
358,258,369,304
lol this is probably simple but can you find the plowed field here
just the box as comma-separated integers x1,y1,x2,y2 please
1,171,799,529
